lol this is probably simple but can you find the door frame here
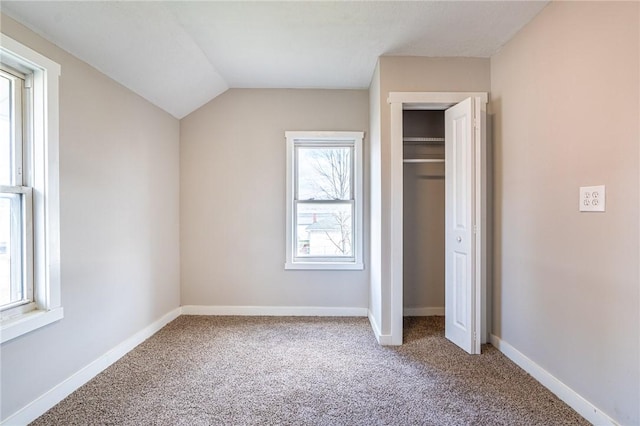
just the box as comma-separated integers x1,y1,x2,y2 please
387,91,489,347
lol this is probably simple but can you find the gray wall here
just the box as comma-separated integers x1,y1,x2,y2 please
368,61,383,329
490,2,639,424
179,89,369,309
0,15,181,420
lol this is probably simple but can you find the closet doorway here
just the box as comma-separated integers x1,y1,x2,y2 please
388,92,489,354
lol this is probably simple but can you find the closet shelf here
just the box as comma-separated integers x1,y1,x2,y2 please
403,159,445,164
403,137,445,144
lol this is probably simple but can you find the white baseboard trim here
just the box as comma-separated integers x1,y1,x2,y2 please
181,305,368,317
490,334,618,426
367,310,393,345
2,307,181,426
403,307,444,316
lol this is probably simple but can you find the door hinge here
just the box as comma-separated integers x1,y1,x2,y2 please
473,118,479,129
473,225,478,234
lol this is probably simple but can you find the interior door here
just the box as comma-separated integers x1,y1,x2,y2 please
444,97,480,354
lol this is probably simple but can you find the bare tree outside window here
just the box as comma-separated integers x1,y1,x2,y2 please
310,148,351,200
309,148,352,255
296,146,354,257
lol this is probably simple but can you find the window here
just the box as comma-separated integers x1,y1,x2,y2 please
1,65,34,316
285,131,364,270
0,34,62,343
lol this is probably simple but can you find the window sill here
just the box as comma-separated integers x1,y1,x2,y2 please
1,307,64,344
285,262,364,271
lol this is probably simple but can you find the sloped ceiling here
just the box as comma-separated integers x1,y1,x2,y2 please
0,1,549,119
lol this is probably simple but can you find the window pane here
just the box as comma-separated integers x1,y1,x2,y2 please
297,147,351,201
296,202,353,257
0,75,12,186
0,194,23,307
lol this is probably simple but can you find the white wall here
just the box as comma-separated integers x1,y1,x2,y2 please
490,2,639,424
180,89,369,310
0,15,181,421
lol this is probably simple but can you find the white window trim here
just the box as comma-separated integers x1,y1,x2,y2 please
285,131,364,271
1,34,62,343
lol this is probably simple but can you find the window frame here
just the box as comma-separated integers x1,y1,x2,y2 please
285,131,364,270
1,65,35,317
0,33,62,344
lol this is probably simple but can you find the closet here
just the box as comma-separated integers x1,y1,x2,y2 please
386,92,488,353
402,110,445,316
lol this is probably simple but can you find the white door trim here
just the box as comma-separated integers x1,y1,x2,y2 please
388,92,488,108
387,92,488,347
389,101,404,345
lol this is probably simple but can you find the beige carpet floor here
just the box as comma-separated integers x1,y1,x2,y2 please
31,316,588,425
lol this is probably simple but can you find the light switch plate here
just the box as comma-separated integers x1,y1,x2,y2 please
580,185,605,212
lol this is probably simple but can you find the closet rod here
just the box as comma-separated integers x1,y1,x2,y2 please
403,159,445,164
403,137,445,143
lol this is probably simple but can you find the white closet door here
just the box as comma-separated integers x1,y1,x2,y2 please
444,97,480,354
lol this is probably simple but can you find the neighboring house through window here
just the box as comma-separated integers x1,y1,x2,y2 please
285,131,364,270
0,34,62,343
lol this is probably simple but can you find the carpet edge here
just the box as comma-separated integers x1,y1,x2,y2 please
489,334,618,426
180,305,368,317
2,307,182,426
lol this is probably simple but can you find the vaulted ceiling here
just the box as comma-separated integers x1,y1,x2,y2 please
1,1,549,118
